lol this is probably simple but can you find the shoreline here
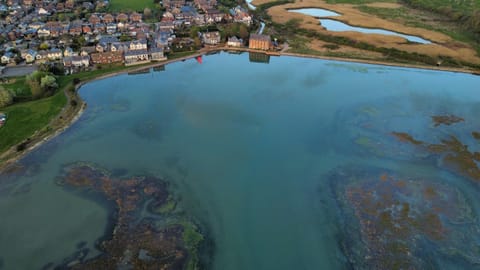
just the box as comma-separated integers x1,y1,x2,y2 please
0,47,478,172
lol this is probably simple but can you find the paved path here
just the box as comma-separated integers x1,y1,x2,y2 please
0,65,38,78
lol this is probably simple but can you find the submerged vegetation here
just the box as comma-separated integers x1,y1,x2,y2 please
57,163,205,269
331,166,480,269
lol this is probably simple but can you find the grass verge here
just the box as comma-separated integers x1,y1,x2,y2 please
108,0,156,12
0,90,66,153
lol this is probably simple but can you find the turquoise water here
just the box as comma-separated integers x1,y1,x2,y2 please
1,52,480,269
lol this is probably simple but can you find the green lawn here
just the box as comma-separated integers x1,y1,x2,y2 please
0,90,66,153
108,0,156,12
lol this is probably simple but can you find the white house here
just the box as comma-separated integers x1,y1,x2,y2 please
129,39,147,50
47,48,63,60
227,36,242,47
25,49,37,63
63,55,90,68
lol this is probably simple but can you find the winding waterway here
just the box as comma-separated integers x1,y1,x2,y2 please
289,8,431,44
1,52,480,269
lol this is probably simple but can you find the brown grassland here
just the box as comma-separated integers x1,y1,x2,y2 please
256,0,480,65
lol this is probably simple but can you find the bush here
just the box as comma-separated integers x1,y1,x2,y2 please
0,86,14,108
16,141,28,152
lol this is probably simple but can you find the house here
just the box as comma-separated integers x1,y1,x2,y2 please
80,46,96,56
56,2,64,11
65,0,74,10
37,27,50,37
103,14,114,24
249,34,271,51
90,51,123,64
231,6,252,25
25,49,37,63
49,26,63,37
63,55,90,68
24,29,37,40
47,48,63,60
37,7,50,16
158,21,175,31
116,21,127,31
110,42,129,52
116,13,128,22
94,23,106,33
89,14,101,25
1,52,15,64
155,31,171,48
82,24,93,34
29,21,45,30
227,36,242,47
130,12,142,23
205,9,223,23
106,23,117,34
69,23,82,36
124,49,149,65
36,50,48,62
149,47,166,61
63,47,77,57
202,31,221,45
96,36,119,52
129,39,148,50
82,2,95,10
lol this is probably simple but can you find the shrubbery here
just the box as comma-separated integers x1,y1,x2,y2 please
26,71,58,99
0,86,14,108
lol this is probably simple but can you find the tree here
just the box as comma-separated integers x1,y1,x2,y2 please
0,86,13,108
26,71,43,98
238,24,249,40
40,75,58,92
71,36,86,51
39,42,49,50
26,71,51,99
193,36,202,48
144,7,152,19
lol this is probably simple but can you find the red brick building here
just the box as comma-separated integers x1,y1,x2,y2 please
249,34,272,51
90,51,123,64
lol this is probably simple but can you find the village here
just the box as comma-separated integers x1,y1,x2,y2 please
0,0,277,74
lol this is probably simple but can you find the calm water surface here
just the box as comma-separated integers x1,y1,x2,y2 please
320,19,431,44
1,52,480,269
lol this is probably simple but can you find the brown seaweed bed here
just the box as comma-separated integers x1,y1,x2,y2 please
330,167,480,269
50,163,205,270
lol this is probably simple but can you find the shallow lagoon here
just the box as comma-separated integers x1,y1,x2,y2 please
1,52,480,269
320,19,431,44
289,8,431,44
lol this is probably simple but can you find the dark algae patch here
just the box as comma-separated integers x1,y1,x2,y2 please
392,131,480,183
330,166,480,269
391,132,423,145
431,115,464,127
56,163,205,269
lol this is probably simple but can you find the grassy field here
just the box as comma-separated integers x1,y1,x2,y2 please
356,5,480,52
0,90,66,153
108,0,156,12
2,77,30,97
